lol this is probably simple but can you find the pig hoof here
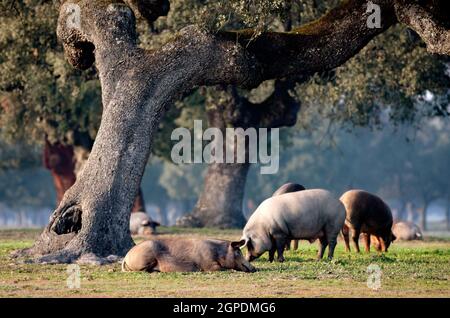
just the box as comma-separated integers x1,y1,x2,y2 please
277,257,285,263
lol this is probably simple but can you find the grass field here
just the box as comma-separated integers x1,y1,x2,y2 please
0,228,449,298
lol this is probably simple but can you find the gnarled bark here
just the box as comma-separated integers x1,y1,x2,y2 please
395,0,450,55
21,0,450,263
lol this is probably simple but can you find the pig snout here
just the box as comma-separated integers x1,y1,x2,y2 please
236,258,256,273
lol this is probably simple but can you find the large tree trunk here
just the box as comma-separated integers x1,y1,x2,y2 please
74,141,147,213
19,3,208,262
190,163,250,228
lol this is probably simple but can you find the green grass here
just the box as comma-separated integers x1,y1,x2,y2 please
0,228,449,297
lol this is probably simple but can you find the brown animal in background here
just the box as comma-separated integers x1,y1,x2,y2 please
392,221,423,241
43,138,76,206
340,190,396,253
271,183,306,251
122,238,256,273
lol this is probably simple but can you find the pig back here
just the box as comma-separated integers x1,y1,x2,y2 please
247,189,345,238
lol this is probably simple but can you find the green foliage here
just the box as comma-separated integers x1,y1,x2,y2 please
0,0,101,146
296,26,450,129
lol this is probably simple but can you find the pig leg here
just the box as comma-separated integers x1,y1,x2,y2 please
327,237,337,260
293,240,299,251
378,237,387,252
274,236,287,262
268,247,276,262
285,240,291,251
351,228,361,253
372,236,382,252
342,225,351,252
317,237,328,260
362,233,371,253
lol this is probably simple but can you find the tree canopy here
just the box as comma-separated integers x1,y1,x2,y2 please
0,0,102,146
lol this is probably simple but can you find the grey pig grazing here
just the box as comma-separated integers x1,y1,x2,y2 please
340,190,396,253
271,183,306,251
242,189,346,262
122,238,256,273
392,221,423,241
130,212,160,235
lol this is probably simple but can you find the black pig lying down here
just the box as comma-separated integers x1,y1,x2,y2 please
242,189,346,262
122,238,256,273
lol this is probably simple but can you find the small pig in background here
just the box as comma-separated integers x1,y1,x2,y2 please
392,221,423,241
340,190,396,253
272,183,306,196
130,212,160,236
271,183,306,251
122,238,256,273
242,189,346,262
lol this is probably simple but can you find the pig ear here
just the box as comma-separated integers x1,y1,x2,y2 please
391,233,397,242
231,240,246,249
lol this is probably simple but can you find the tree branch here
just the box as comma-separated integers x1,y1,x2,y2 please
217,0,397,83
394,0,450,55
124,0,170,23
245,79,301,128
